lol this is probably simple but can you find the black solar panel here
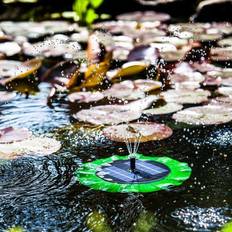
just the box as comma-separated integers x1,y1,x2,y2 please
96,159,170,184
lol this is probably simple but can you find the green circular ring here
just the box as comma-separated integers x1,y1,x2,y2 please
75,153,192,193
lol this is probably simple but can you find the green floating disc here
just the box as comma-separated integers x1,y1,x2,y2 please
75,153,191,193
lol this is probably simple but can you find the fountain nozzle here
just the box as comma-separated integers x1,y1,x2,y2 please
129,153,137,173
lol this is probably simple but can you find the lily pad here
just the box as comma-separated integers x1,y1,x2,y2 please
0,41,21,56
218,87,232,97
102,122,173,142
191,62,221,73
0,137,61,159
82,52,112,88
143,103,183,115
210,96,232,106
107,61,148,80
134,79,162,92
208,69,232,78
160,48,191,62
203,76,222,87
161,89,210,104
152,36,188,47
210,47,232,61
218,37,232,47
173,105,232,125
117,11,170,22
0,21,76,39
103,80,161,100
73,108,142,125
127,45,159,62
169,73,205,85
0,127,32,144
104,82,145,100
74,96,157,125
0,59,42,85
67,91,104,103
23,39,81,59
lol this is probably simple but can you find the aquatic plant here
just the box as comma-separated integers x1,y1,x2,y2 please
5,226,25,232
86,211,112,232
133,211,157,232
221,221,232,232
73,0,106,25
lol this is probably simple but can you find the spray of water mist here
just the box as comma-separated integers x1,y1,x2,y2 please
125,124,142,172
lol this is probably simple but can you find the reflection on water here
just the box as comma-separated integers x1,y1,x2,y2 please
171,207,231,231
1,83,232,231
0,83,69,134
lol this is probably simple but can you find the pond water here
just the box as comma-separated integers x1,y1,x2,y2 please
1,81,232,232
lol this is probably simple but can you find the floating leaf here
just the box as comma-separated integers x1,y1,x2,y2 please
81,52,112,88
67,91,104,103
0,127,32,144
83,62,108,87
0,59,42,85
74,107,142,125
42,61,81,90
161,89,210,104
103,122,173,143
23,38,81,59
173,105,232,125
217,87,232,97
66,69,81,89
134,79,162,92
143,103,183,115
210,47,232,61
127,45,159,62
218,37,232,47
0,41,21,57
104,81,145,100
0,137,61,160
117,11,170,22
108,61,148,81
74,96,157,125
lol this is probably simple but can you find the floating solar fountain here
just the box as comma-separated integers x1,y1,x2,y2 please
76,126,191,193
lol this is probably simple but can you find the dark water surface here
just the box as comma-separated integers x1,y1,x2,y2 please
1,83,232,232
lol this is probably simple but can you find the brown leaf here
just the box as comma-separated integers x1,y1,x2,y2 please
0,58,42,85
108,61,148,81
81,51,112,88
66,69,81,89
